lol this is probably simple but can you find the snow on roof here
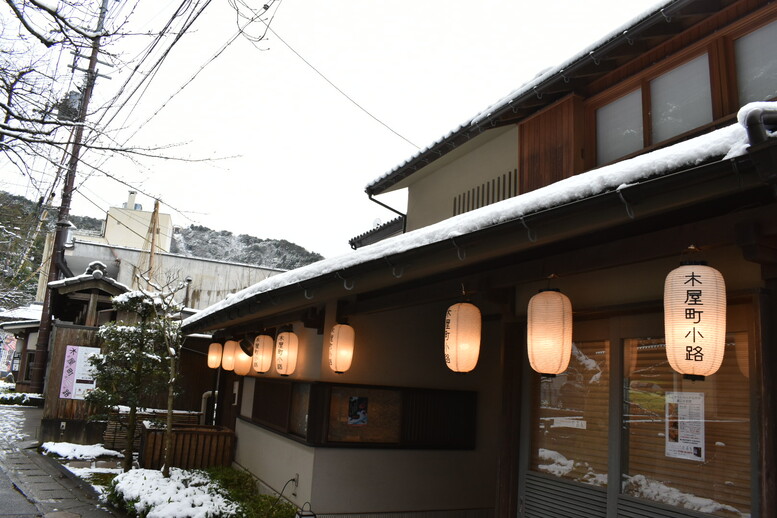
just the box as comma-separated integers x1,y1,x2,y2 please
183,102,770,329
0,302,43,322
366,0,672,190
47,269,130,291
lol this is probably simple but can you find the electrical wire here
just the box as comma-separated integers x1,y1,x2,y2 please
260,22,421,150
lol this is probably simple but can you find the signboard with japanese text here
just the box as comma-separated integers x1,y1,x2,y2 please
665,391,705,461
59,345,100,400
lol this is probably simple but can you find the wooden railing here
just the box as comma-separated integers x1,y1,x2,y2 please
139,424,235,470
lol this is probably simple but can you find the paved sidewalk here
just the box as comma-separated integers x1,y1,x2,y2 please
0,406,123,518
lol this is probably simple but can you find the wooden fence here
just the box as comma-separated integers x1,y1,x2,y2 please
139,424,235,470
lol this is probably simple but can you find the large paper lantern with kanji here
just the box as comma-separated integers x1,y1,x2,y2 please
664,262,726,378
444,302,481,372
275,331,299,376
329,324,355,373
253,335,274,374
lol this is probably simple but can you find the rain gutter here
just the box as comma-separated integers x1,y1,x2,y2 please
368,194,407,234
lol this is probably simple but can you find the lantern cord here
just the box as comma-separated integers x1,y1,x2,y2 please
520,217,537,242
617,190,635,219
451,237,467,261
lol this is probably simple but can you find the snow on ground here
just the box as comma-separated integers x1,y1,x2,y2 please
41,442,122,460
0,406,29,442
111,468,239,518
538,447,749,516
537,448,575,477
624,474,748,516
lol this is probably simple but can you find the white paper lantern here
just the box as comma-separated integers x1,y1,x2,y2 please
329,324,355,373
221,340,238,371
207,342,223,369
664,263,726,377
234,345,252,376
527,289,573,375
275,331,299,376
444,302,481,372
253,335,274,373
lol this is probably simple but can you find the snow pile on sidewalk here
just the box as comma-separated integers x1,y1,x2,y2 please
41,442,122,459
0,406,29,442
0,391,43,406
109,468,240,518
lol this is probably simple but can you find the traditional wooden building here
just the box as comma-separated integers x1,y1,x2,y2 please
182,1,777,516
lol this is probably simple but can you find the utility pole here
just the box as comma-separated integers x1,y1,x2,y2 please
29,0,112,393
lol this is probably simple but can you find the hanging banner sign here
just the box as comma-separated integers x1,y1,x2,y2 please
59,345,100,400
665,391,705,461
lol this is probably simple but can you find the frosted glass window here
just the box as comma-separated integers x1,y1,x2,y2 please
650,54,713,143
596,89,644,165
735,19,777,103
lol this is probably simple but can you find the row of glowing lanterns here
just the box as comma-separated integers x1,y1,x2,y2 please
208,324,356,376
208,263,726,378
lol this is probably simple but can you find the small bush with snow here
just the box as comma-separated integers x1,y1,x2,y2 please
107,468,240,518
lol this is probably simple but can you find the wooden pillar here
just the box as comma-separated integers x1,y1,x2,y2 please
738,220,777,516
85,290,99,327
494,283,521,518
759,271,777,517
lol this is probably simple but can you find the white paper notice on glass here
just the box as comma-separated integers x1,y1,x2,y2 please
59,345,100,400
665,391,705,462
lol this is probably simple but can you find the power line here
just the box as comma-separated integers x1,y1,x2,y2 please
261,23,421,151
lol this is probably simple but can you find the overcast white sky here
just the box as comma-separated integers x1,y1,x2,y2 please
5,0,662,258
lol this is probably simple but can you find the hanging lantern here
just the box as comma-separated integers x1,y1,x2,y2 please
664,262,726,378
234,344,252,376
253,335,274,373
221,340,238,371
275,331,299,376
527,289,573,375
207,342,223,369
444,302,481,372
329,324,355,373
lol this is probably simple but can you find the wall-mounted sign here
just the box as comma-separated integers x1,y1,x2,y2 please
665,391,705,461
59,345,100,400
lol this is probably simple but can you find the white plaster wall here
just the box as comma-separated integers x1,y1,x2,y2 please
102,207,174,252
406,126,519,231
312,299,500,514
233,419,316,507
311,448,494,514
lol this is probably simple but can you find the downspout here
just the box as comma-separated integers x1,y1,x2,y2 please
200,390,217,425
744,106,777,195
368,194,407,233
744,107,777,146
55,220,74,278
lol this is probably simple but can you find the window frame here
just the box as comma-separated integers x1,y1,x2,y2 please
585,4,777,168
520,298,758,518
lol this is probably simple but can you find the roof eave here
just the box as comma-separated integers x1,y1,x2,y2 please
185,146,775,335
